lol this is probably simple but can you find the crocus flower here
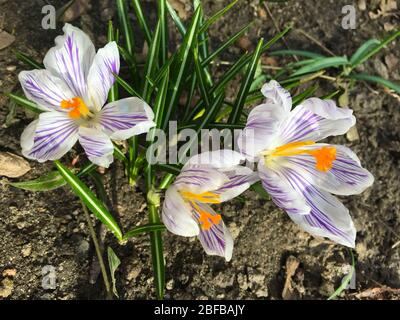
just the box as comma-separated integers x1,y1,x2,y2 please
162,150,258,261
18,24,155,167
238,80,374,247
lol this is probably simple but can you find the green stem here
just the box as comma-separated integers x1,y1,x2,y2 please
81,201,112,300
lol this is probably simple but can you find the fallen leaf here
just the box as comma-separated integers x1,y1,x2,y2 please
282,255,300,300
0,152,31,178
0,31,15,50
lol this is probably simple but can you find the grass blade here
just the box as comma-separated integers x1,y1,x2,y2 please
143,21,161,100
132,0,152,44
14,50,43,69
108,21,119,102
349,39,380,66
158,0,168,65
123,223,166,240
270,49,325,59
54,160,123,240
5,93,43,114
166,0,186,35
10,171,66,191
198,0,239,34
349,73,400,94
229,39,264,123
292,56,349,76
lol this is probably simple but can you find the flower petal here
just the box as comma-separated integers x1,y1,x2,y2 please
78,127,114,168
277,98,356,145
261,80,292,112
100,97,155,140
238,103,287,160
281,166,356,247
21,112,78,162
43,23,95,100
162,185,200,237
195,202,233,261
284,144,374,196
87,41,120,110
174,165,229,194
258,160,311,215
183,150,245,168
18,69,75,112
215,166,259,202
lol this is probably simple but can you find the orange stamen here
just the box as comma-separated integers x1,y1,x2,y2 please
191,202,222,230
60,97,90,119
268,141,336,172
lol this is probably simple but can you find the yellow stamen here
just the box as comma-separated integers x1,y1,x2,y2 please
61,97,91,119
180,191,221,204
267,141,336,172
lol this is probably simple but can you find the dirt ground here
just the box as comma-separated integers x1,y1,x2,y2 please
0,0,399,300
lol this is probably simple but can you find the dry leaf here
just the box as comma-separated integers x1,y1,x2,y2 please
282,255,300,300
0,152,31,178
0,31,15,50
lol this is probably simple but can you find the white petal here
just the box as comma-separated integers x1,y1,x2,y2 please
261,80,292,112
18,70,74,112
215,166,259,202
100,97,155,140
238,103,287,160
284,144,374,196
78,127,114,168
277,98,356,145
194,202,233,261
258,159,311,215
162,185,200,237
21,111,78,162
87,41,120,111
174,165,229,194
43,23,95,100
183,150,245,169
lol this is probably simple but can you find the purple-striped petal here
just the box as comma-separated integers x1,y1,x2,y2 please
43,23,95,100
87,41,120,110
18,70,74,112
162,185,200,237
100,97,155,140
78,127,114,168
258,160,311,215
278,166,356,247
284,144,374,196
277,98,355,145
21,112,78,162
195,202,233,261
215,166,259,202
174,165,228,194
261,80,292,112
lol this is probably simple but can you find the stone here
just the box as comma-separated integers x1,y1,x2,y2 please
0,152,31,178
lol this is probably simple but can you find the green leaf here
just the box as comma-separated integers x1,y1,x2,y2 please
10,171,66,191
328,249,355,300
5,93,43,114
349,39,380,66
193,43,211,108
349,73,400,94
166,0,186,35
54,160,123,240
113,145,128,165
161,7,202,130
108,21,119,102
131,0,152,44
250,182,270,200
229,39,264,124
270,49,325,59
116,0,135,56
14,50,43,69
154,163,181,175
292,56,349,76
292,84,318,106
158,0,168,65
123,223,166,240
113,72,143,99
107,247,121,298
198,0,239,34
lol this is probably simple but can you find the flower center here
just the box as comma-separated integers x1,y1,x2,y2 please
180,191,222,230
61,97,91,119
267,141,337,172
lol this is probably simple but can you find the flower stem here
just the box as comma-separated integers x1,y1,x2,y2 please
81,201,112,300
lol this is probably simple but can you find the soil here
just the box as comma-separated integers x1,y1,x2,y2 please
0,0,399,300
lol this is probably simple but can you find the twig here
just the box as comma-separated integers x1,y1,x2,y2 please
81,201,112,299
263,2,299,62
296,29,336,56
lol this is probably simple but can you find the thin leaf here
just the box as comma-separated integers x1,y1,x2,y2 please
349,73,400,94
54,160,123,240
250,181,270,200
229,39,264,124
107,247,121,298
292,56,349,76
14,50,43,69
349,39,380,66
292,84,318,106
116,0,135,55
108,21,119,102
158,0,168,65
328,249,355,300
123,223,166,240
270,49,325,59
9,171,66,191
198,0,239,34
113,72,143,99
5,93,43,114
132,0,152,44
166,0,186,35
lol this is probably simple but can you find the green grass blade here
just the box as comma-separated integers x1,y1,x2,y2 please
123,223,166,240
201,22,253,67
198,0,239,34
166,1,186,35
292,84,319,106
14,50,43,69
113,144,128,164
131,0,152,44
292,56,349,76
161,7,202,130
229,39,264,123
328,249,355,300
113,72,143,99
5,93,43,113
193,43,211,107
154,163,181,175
158,0,168,65
349,39,380,66
10,171,67,191
270,49,325,59
54,160,123,240
349,73,400,94
108,21,119,102
143,21,161,100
